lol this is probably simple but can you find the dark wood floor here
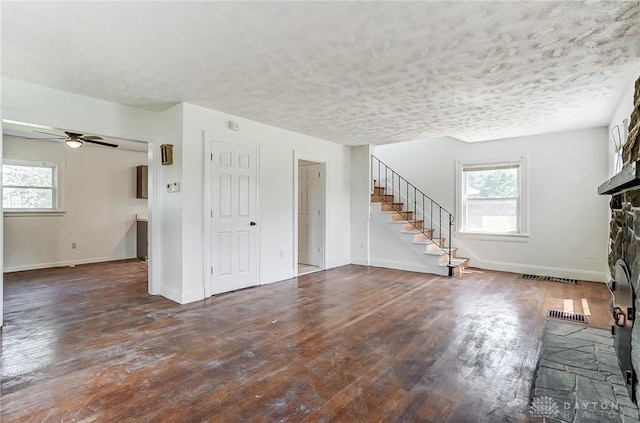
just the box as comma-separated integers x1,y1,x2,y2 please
1,261,611,422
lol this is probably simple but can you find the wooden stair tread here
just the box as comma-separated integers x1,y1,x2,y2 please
401,229,434,234
440,258,468,267
412,239,445,245
424,248,457,255
371,174,459,277
380,202,404,210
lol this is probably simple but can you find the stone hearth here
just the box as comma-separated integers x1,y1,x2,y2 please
531,321,639,422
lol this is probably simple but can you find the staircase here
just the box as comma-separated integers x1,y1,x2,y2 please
371,156,468,277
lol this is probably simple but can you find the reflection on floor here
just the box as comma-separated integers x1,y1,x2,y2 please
2,262,615,422
298,263,321,275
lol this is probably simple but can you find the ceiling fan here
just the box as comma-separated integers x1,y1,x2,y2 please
35,130,119,149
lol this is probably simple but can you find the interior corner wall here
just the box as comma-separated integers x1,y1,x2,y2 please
155,104,184,303
178,102,351,303
374,127,610,282
3,136,148,271
350,145,373,265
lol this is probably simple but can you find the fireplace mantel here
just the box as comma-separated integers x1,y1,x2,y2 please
598,160,640,195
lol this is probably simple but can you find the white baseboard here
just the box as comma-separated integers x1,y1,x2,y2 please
469,258,608,283
351,257,370,266
370,258,448,276
260,269,295,285
3,255,137,273
159,285,182,304
181,287,206,304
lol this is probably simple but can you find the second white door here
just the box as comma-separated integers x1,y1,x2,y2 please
298,163,324,267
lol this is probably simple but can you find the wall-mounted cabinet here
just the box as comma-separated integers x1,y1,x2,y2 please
136,165,148,199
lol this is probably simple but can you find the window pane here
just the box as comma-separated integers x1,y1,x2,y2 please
3,165,53,187
3,187,53,209
464,199,517,233
465,168,517,198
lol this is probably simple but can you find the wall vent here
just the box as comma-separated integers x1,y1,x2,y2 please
546,309,589,324
521,274,579,284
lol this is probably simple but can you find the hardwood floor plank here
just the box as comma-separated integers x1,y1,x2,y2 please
1,261,611,422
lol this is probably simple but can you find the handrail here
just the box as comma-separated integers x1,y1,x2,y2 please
371,155,455,270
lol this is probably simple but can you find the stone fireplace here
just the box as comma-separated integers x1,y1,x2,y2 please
601,73,640,402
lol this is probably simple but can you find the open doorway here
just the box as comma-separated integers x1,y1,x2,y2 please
1,120,155,301
295,158,326,276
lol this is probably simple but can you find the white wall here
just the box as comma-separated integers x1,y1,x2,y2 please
374,127,610,282
3,136,148,271
155,104,184,302
350,145,372,265
608,75,638,175
178,103,352,302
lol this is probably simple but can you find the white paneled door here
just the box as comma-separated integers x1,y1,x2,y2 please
298,163,324,267
211,141,258,294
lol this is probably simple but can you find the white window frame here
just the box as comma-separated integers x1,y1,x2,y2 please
2,159,62,214
455,157,529,241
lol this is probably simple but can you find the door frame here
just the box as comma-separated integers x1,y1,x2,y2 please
293,151,328,276
203,134,260,297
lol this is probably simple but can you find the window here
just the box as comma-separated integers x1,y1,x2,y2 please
3,161,58,210
458,159,527,236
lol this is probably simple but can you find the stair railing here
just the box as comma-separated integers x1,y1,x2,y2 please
371,155,454,268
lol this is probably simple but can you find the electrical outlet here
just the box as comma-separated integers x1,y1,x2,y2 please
280,250,284,258
72,242,77,249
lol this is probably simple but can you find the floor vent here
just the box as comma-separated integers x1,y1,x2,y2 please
521,274,579,284
546,309,589,324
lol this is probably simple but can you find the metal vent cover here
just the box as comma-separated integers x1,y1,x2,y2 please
521,274,579,284
546,309,589,324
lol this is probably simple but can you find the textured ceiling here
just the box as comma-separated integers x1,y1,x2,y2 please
2,1,640,145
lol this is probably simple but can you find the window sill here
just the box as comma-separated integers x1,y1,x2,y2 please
4,210,66,217
456,231,530,243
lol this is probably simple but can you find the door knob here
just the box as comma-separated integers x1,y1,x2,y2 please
250,221,256,226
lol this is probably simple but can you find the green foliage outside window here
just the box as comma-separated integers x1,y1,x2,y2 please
465,168,518,198
3,163,56,209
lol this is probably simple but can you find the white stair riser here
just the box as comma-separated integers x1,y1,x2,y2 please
371,199,468,277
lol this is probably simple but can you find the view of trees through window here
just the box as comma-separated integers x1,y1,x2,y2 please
463,166,519,233
2,163,55,209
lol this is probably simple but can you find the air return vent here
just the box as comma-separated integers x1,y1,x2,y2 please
546,309,589,324
521,274,579,284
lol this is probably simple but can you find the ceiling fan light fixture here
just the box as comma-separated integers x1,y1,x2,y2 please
66,139,83,149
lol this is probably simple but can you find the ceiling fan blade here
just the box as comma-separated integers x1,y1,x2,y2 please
82,135,103,141
84,139,119,148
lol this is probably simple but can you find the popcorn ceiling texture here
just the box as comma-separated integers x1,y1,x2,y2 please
2,1,640,144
